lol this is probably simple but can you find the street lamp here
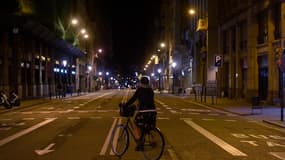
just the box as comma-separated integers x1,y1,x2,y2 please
172,62,177,94
62,60,68,97
157,68,162,92
189,8,208,102
88,65,92,92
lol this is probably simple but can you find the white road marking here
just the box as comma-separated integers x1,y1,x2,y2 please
22,112,33,114
225,120,237,122
110,118,122,155
157,117,170,120
188,112,200,115
270,152,285,160
74,106,80,109
168,149,179,160
77,111,89,113
184,119,247,157
202,119,214,121
23,118,35,121
90,116,102,119
100,118,118,155
208,113,219,116
0,118,57,146
0,127,11,131
40,111,51,114
0,119,12,121
67,117,80,120
35,143,55,155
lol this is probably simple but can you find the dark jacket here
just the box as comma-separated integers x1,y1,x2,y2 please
125,87,155,110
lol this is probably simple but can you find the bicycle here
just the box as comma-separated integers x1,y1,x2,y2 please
110,104,165,160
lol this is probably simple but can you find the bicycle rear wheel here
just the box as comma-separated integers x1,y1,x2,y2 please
110,124,129,156
142,128,165,160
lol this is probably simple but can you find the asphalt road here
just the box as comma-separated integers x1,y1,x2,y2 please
0,89,284,160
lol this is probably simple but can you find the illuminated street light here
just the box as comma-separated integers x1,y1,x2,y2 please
80,29,86,34
88,65,92,71
98,72,102,76
172,62,177,68
106,72,109,76
62,60,67,67
84,34,89,39
188,9,195,15
71,19,78,25
98,49,103,53
160,42,166,48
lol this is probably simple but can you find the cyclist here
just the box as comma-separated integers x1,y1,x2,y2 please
125,76,156,151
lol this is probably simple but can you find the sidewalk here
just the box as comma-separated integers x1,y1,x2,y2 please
169,93,285,129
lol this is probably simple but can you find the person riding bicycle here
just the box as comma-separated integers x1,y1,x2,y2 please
124,76,156,151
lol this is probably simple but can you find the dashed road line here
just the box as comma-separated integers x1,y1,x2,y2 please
23,118,35,121
67,117,80,120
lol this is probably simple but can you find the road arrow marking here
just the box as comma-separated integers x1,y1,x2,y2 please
35,143,55,155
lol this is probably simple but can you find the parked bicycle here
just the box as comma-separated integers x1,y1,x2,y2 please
110,103,165,160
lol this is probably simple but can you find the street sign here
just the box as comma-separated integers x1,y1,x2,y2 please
214,55,222,67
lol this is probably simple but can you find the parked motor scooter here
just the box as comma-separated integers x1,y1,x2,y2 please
0,91,12,109
8,91,20,106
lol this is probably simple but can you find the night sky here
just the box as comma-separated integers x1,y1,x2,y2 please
110,1,160,75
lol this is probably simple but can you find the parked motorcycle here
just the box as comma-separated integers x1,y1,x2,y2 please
8,91,20,106
0,91,12,109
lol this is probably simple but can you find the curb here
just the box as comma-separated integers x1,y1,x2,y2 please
263,120,285,129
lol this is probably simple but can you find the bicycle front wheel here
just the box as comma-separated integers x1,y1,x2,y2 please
110,124,129,156
142,128,165,160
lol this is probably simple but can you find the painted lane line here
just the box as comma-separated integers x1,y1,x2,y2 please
40,111,51,114
100,118,118,155
23,118,35,121
184,120,247,157
157,117,170,120
67,117,80,120
188,112,200,115
270,152,285,160
77,111,89,113
110,118,122,155
0,119,12,121
208,113,219,116
225,120,237,122
73,106,80,109
168,149,179,160
0,118,57,147
0,127,11,131
90,116,102,119
22,112,33,114
202,119,214,121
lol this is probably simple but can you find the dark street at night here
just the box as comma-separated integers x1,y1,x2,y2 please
0,0,285,160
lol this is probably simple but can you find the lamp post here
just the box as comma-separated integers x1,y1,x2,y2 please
172,62,177,94
62,60,67,97
158,68,162,93
88,65,92,92
189,8,208,102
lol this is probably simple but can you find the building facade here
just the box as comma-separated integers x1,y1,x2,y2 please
216,0,285,103
0,0,96,98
